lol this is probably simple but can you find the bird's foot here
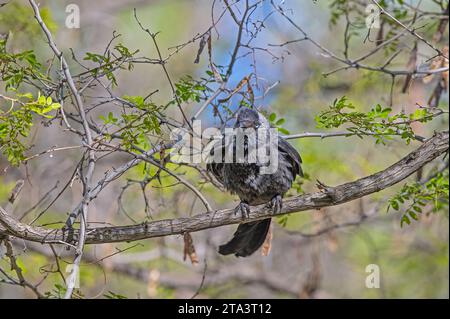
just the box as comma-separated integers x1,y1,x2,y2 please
234,201,251,219
269,194,283,214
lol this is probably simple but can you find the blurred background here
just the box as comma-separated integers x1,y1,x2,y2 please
0,0,448,298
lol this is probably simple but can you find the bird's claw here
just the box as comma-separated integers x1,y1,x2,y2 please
234,201,251,219
270,195,283,214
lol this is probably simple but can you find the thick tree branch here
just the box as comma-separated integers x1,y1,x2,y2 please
0,131,448,245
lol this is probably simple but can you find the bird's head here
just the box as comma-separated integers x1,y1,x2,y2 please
234,108,268,129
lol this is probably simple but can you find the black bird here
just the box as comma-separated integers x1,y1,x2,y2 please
207,108,303,257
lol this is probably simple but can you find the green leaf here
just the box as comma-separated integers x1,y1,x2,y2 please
391,200,399,210
412,206,422,213
38,95,46,105
408,211,419,221
400,215,411,227
278,127,290,135
269,113,276,122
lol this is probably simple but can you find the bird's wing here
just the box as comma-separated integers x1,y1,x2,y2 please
206,138,226,184
278,137,303,178
207,135,303,181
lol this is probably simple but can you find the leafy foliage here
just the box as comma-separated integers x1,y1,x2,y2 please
99,95,163,152
0,38,49,91
84,43,139,87
388,170,449,227
1,33,62,165
316,96,435,144
267,112,290,135
175,75,209,103
0,93,60,165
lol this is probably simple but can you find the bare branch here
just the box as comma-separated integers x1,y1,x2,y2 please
372,0,449,60
28,0,97,299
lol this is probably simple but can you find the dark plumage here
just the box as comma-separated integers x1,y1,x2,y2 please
207,108,303,257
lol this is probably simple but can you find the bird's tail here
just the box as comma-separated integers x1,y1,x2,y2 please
218,218,271,257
